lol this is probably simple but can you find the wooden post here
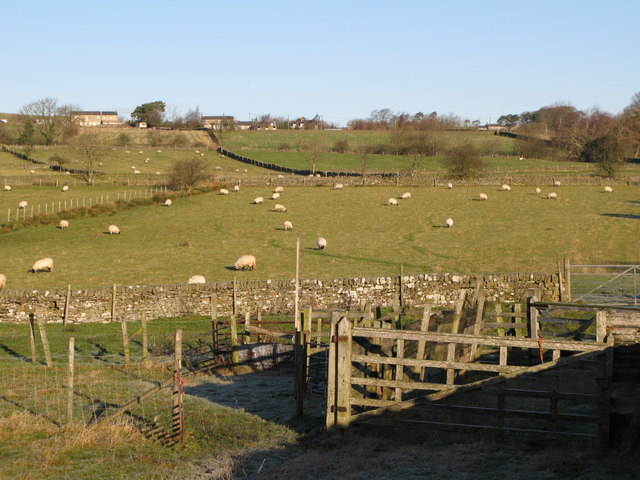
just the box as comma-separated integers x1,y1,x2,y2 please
495,303,505,336
598,335,614,446
172,329,185,449
67,337,75,423
513,303,523,337
141,312,149,363
451,290,466,335
244,311,251,344
399,264,404,308
446,342,456,385
256,310,262,343
395,338,405,401
232,275,237,315
470,295,486,361
211,294,219,352
527,292,540,365
328,316,352,429
28,314,38,363
415,304,431,380
564,257,571,301
35,313,52,367
121,318,130,364
596,310,607,343
63,283,71,325
229,315,239,366
557,259,565,302
111,283,117,323
294,236,300,331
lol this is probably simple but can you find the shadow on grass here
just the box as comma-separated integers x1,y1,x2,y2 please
0,343,40,364
601,213,640,220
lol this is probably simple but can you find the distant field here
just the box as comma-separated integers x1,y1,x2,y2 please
0,151,58,176
1,185,638,290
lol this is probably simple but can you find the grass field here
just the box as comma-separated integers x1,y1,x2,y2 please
1,184,638,290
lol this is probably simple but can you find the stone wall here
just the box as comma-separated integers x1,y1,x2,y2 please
0,272,560,324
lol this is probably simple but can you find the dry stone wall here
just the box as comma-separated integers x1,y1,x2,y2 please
0,272,560,324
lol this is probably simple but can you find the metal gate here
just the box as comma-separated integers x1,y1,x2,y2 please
569,264,640,306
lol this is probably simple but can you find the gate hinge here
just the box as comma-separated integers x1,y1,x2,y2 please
330,405,348,413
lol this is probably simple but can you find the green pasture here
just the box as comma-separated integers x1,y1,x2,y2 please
0,151,58,176
1,185,638,290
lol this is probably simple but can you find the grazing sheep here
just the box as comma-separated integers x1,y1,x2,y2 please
131,166,136,169
4,185,11,191
18,201,27,209
234,254,256,271
108,225,120,235
554,180,561,187
401,192,411,199
535,187,541,194
244,169,248,173
219,188,230,195
144,158,150,164
334,183,344,190
283,220,293,231
31,257,54,273
547,192,557,200
62,185,69,192
604,186,613,193
233,185,240,192
274,186,284,193
30,170,36,174
59,220,69,229
214,166,222,170
163,199,172,207
0,273,5,289
387,198,399,206
157,150,162,153
253,197,264,204
501,184,511,191
445,217,454,228
271,192,280,200
274,204,287,212
446,182,453,189
188,275,206,284
277,174,284,179
139,151,143,154
316,237,327,250
479,193,488,201
133,170,141,174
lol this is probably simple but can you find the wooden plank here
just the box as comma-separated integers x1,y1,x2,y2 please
336,316,352,427
395,339,404,401
483,322,528,329
415,304,432,380
352,353,519,373
470,295,485,361
451,290,466,335
484,312,527,318
351,377,450,391
245,325,293,339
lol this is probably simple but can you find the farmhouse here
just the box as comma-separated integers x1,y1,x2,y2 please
71,111,120,127
203,115,235,130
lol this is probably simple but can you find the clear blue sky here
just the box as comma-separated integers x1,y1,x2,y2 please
2,0,638,126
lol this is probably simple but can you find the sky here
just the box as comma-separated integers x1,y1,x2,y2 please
1,0,639,126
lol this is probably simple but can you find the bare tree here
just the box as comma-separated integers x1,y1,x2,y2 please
20,98,81,145
75,133,106,184
167,156,211,191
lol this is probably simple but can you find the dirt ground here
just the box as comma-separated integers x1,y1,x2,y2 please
185,367,640,480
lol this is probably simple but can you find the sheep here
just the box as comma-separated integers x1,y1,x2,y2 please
214,166,222,170
479,193,488,201
446,182,453,189
18,201,27,209
445,217,454,228
274,204,287,212
131,165,136,169
554,180,561,187
316,237,327,250
157,150,162,153
283,220,293,231
233,185,240,192
62,185,69,192
108,225,120,235
253,197,264,204
0,273,6,289
219,188,230,195
401,192,411,199
133,170,141,174
501,184,511,191
387,198,399,206
31,257,54,273
277,174,284,179
163,199,172,207
604,186,613,193
535,187,541,194
334,183,344,190
274,186,284,193
547,192,557,200
144,158,150,164
271,192,280,200
234,254,256,271
188,275,206,284
139,151,143,154
30,170,36,174
4,185,11,191
59,220,69,229
125,150,130,153
243,169,248,173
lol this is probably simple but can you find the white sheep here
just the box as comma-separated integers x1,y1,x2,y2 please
214,166,222,170
554,180,562,187
387,198,399,206
316,237,327,250
446,182,453,189
274,204,287,212
244,169,248,173
445,217,454,228
535,187,541,194
253,197,264,204
131,166,136,169
547,192,557,200
0,273,6,289
188,275,206,284
283,220,293,231
219,188,230,195
274,186,284,193
163,199,172,207
501,184,511,191
479,193,488,201
108,225,120,235
233,185,240,192
139,151,143,154
604,186,613,193
62,185,69,192
133,170,141,174
234,254,256,271
401,192,411,199
144,158,150,164
31,257,54,273
30,170,36,174
3,185,11,191
277,174,284,179
59,220,69,229
18,201,27,209
271,192,280,200
334,183,344,190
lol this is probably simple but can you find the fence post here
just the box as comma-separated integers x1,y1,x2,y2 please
326,314,352,429
229,315,240,366
596,310,607,343
211,294,219,353
28,313,38,363
36,312,52,367
470,294,486,361
563,257,571,301
232,275,237,315
172,329,185,449
399,263,404,308
111,283,117,323
63,283,71,325
141,312,149,363
67,337,75,424
121,317,130,364
244,311,251,344
416,304,431,380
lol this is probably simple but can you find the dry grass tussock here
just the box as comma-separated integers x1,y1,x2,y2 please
0,412,58,439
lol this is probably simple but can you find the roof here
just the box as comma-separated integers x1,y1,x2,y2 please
71,111,118,116
203,116,234,120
